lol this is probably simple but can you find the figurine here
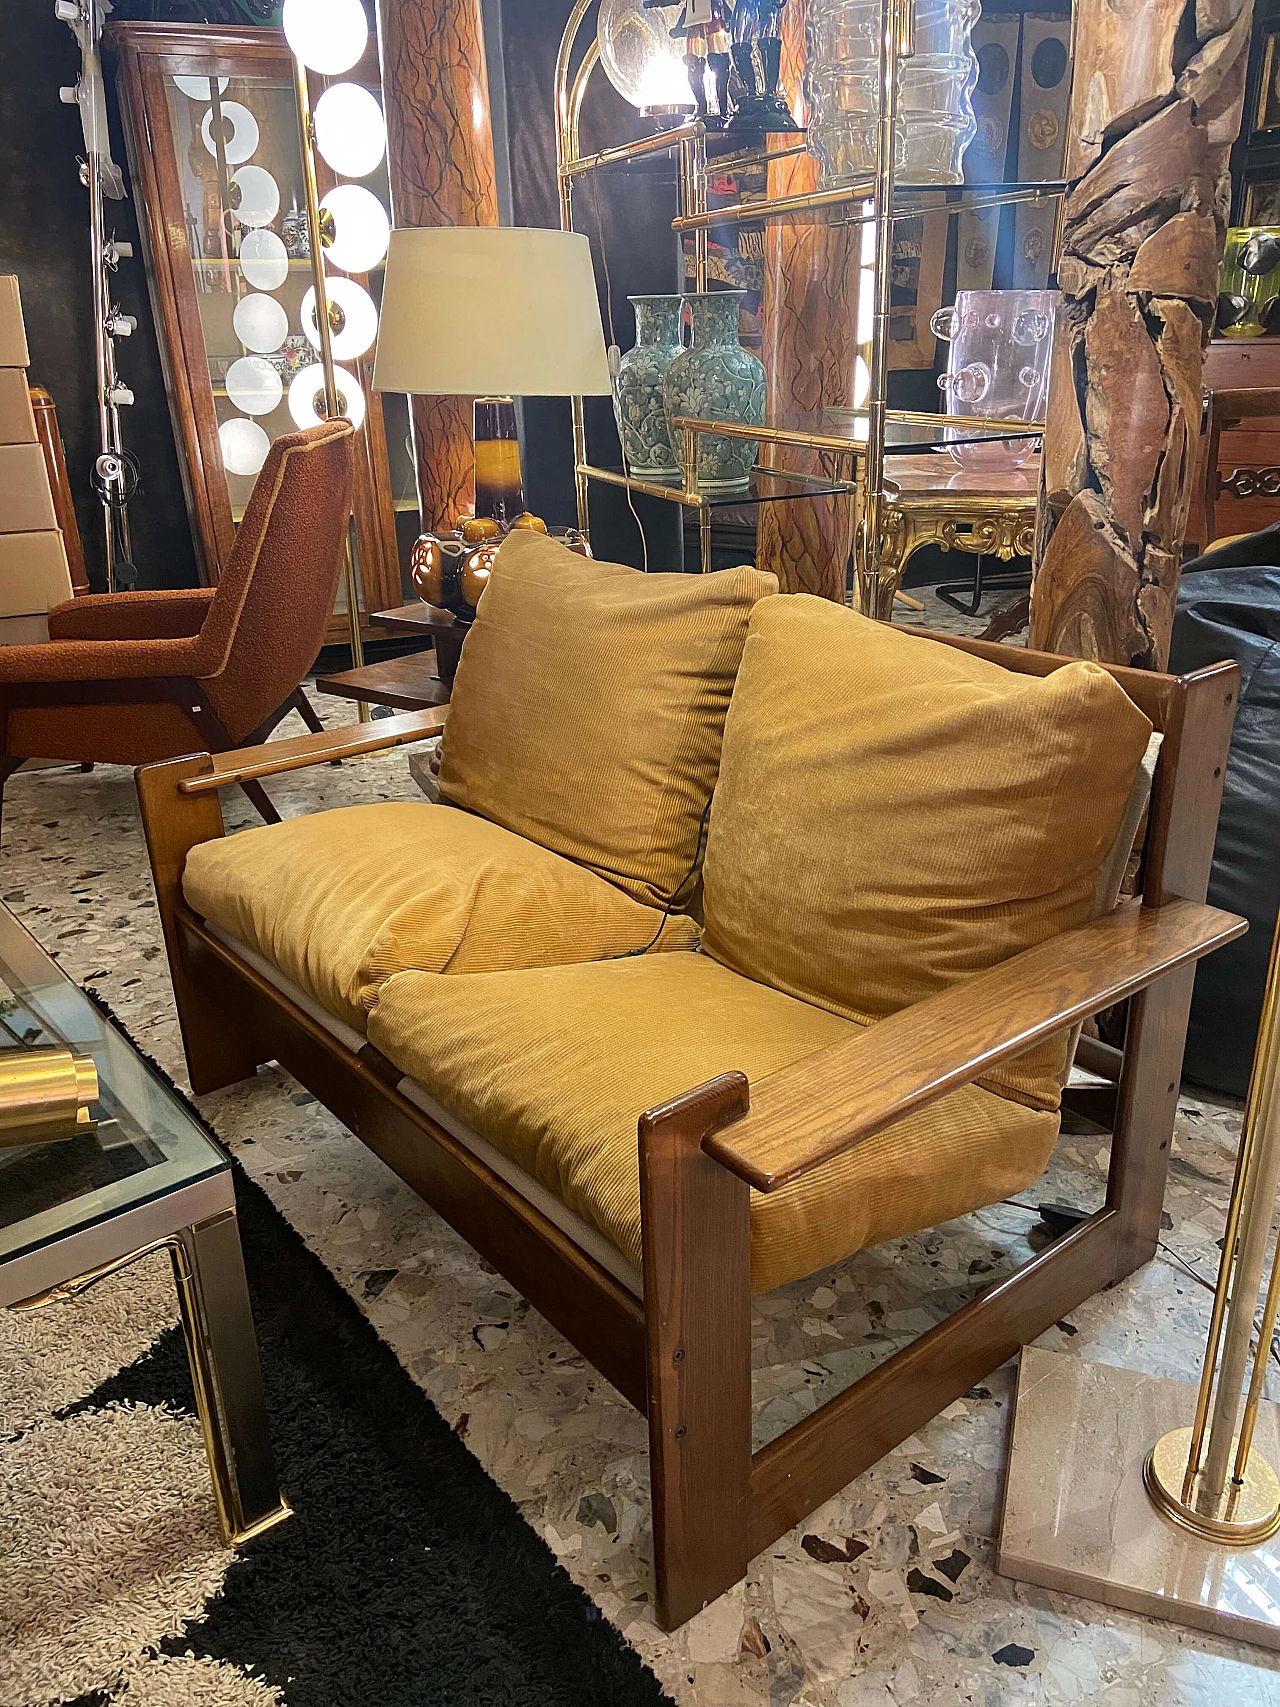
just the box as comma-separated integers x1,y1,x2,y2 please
728,0,800,131
645,0,733,127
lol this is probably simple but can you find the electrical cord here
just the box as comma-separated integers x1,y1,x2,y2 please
1001,1196,1280,1372
622,796,714,958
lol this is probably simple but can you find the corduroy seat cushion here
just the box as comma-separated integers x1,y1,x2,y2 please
182,802,698,1032
366,952,1059,1293
700,599,1154,1110
438,529,777,907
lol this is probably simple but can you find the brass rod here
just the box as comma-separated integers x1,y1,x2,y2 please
673,178,877,229
1182,952,1277,1496
558,21,595,540
671,177,1067,232
857,0,904,619
291,53,368,717
555,0,594,167
692,130,709,292
701,140,810,173
1200,912,1280,1503
671,414,871,452
562,118,705,177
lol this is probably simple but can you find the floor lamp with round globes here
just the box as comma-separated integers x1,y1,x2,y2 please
282,0,393,722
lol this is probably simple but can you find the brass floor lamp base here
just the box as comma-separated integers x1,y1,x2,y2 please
1145,1426,1280,1546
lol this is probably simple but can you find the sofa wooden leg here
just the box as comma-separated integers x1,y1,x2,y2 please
1107,965,1197,1280
640,1073,753,1631
136,754,265,1095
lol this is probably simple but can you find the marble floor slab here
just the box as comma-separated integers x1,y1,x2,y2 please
2,692,1278,1706
1000,1348,1280,1652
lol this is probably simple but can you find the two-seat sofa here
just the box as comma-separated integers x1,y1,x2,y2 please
137,529,1245,1627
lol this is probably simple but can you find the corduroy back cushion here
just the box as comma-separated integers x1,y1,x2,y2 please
701,598,1154,1109
438,529,777,906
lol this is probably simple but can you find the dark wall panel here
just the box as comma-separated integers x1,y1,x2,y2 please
0,0,199,590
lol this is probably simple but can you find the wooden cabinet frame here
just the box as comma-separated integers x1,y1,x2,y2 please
109,22,403,641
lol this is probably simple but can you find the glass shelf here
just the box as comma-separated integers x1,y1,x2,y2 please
672,177,1068,233
579,462,857,510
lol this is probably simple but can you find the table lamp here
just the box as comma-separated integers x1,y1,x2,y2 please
372,226,612,614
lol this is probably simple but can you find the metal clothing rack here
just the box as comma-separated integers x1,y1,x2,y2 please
553,0,1068,612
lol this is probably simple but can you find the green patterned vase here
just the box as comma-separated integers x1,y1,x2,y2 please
661,289,764,494
612,295,683,482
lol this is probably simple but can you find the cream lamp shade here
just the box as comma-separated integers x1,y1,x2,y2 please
372,226,612,397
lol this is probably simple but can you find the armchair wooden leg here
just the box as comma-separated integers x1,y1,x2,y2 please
135,754,266,1096
290,687,325,736
1107,965,1197,1280
239,778,281,825
640,1074,753,1630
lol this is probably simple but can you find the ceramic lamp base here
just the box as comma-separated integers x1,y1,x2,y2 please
998,1347,1280,1650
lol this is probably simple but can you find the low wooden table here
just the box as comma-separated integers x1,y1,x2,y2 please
316,603,470,714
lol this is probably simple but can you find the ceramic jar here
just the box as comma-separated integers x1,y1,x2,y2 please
612,294,684,482
661,289,765,494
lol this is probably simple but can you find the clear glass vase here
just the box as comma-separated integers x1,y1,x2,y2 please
931,287,1057,467
805,0,981,189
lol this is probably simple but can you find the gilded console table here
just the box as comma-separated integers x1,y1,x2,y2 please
875,453,1041,619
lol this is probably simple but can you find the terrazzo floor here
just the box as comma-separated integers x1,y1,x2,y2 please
3,655,1278,1706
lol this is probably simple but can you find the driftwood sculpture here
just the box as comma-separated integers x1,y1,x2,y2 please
375,0,499,529
1028,0,1254,668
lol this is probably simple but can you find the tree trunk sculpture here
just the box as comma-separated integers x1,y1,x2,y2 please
375,0,499,530
1028,0,1254,667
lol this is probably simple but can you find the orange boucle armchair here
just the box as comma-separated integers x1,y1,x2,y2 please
0,420,355,833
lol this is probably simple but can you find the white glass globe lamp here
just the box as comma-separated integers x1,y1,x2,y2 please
282,0,368,76
301,275,379,360
320,184,390,275
218,416,271,477
597,0,695,115
288,362,367,431
313,82,386,179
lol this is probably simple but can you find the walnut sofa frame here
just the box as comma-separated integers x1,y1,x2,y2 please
136,630,1246,1630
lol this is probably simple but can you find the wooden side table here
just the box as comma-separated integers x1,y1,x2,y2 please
316,603,469,715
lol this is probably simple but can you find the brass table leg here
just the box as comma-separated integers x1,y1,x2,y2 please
172,1209,291,1547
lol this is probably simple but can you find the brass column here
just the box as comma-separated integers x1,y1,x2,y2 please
291,53,368,720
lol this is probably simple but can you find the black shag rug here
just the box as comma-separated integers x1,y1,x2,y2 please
2,1003,673,1707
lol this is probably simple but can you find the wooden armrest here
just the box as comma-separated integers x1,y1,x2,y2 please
702,896,1245,1193
178,705,449,794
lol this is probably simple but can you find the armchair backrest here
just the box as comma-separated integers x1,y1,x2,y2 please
197,420,356,741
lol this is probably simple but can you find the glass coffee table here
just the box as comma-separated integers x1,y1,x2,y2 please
0,904,289,1546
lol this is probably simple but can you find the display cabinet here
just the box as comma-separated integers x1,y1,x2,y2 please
555,0,1068,614
109,23,414,640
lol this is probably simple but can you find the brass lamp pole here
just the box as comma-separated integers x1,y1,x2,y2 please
1145,911,1280,1542
291,52,370,722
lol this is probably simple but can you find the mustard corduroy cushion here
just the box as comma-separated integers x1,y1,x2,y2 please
701,599,1154,1110
182,802,698,1031
438,529,777,906
366,952,1059,1293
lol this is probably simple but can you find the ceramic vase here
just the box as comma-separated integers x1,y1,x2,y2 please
661,289,764,494
612,295,684,482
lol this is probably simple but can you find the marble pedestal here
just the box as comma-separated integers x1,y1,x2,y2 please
998,1347,1280,1649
